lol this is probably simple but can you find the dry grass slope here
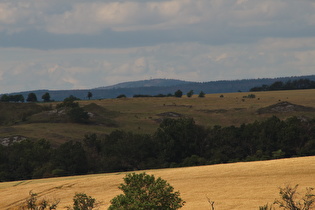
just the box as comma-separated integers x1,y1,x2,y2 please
0,156,314,210
1,89,315,144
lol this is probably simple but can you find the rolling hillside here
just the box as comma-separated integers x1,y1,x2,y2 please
0,156,314,209
0,86,315,209
1,89,315,145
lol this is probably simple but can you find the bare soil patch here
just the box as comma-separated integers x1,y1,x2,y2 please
257,101,315,114
155,112,184,123
157,112,183,117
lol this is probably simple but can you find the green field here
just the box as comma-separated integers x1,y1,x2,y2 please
1,89,315,145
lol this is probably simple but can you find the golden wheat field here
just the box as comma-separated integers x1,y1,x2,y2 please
0,156,314,210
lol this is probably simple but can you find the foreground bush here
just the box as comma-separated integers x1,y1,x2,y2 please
66,193,98,210
260,184,315,210
19,191,59,210
19,192,98,210
109,172,185,209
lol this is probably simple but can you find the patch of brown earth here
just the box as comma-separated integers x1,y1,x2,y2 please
257,101,315,114
157,112,183,117
154,112,183,123
198,108,246,113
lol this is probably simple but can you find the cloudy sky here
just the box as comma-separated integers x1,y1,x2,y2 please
1,0,315,93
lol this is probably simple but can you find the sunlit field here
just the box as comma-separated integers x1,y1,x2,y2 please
0,156,314,209
1,89,314,145
1,89,314,209
83,89,315,130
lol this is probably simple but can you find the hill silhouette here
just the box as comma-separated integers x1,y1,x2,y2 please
3,75,315,101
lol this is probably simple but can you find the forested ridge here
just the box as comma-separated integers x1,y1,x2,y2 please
250,78,315,91
1,116,315,182
6,75,315,101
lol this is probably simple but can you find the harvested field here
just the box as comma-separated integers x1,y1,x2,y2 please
1,156,314,210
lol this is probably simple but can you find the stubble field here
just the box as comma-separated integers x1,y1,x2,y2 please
0,156,314,209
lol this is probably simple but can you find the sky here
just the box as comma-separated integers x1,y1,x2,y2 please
0,0,315,93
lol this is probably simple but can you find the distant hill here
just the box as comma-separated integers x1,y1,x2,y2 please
4,75,315,101
95,78,193,89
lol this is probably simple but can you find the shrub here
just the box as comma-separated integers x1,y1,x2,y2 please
274,185,315,210
26,93,38,102
117,94,127,98
67,107,89,123
206,197,215,210
260,184,315,210
243,94,256,99
108,172,185,209
174,90,183,98
186,90,194,98
259,204,273,210
20,191,59,210
67,193,98,210
198,91,205,98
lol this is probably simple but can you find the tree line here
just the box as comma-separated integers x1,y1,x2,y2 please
250,79,315,91
1,116,315,182
0,92,93,103
0,89,205,102
130,90,205,98
1,92,47,103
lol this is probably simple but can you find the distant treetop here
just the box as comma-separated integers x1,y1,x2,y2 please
250,79,315,91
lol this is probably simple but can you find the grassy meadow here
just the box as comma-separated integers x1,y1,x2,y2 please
1,89,315,145
0,156,314,209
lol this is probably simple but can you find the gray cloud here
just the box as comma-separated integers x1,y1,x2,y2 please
1,0,314,49
0,0,314,93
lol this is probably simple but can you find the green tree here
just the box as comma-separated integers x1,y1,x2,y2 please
186,90,194,98
67,193,97,210
67,107,89,123
154,118,207,164
41,92,51,102
26,93,38,102
56,96,80,109
53,141,88,175
3,94,25,102
101,131,156,172
109,173,185,210
117,94,127,98
17,94,25,102
87,92,93,100
0,94,9,102
198,91,205,98
64,95,81,103
174,90,183,98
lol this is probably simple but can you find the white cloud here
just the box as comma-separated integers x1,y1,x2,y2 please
0,37,315,93
45,1,199,34
0,3,17,24
0,0,313,36
214,53,228,62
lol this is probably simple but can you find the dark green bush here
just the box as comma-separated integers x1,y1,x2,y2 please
109,173,185,209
